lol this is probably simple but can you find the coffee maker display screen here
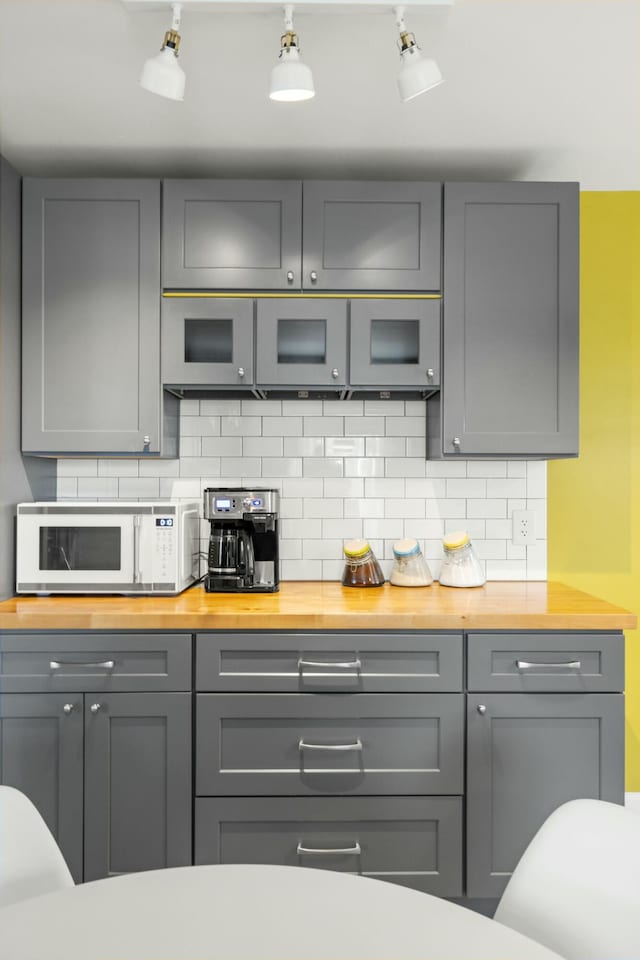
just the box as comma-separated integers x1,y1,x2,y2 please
216,499,232,512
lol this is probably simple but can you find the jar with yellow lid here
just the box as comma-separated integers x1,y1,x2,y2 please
341,540,385,588
438,530,486,587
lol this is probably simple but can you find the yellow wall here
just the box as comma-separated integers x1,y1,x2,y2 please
548,192,640,789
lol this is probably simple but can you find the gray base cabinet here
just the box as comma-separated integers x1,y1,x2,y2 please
0,633,193,882
22,179,169,456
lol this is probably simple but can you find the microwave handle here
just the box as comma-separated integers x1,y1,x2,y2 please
133,515,142,584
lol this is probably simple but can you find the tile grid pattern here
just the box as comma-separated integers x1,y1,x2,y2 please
57,398,547,582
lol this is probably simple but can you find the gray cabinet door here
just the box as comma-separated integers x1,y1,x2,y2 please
441,182,579,457
466,692,624,898
22,179,162,455
196,692,464,796
350,300,440,388
195,795,462,896
0,693,83,882
84,693,192,881
162,298,254,387
256,299,348,386
162,180,302,289
196,631,463,693
302,182,442,291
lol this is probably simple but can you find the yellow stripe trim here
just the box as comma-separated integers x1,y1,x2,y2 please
162,292,442,300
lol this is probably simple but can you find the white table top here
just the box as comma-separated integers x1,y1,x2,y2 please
0,864,565,960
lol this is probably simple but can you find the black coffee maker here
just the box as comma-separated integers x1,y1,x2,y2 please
203,488,279,593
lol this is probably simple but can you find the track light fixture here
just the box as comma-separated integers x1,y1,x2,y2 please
139,2,186,101
269,5,315,102
393,5,443,102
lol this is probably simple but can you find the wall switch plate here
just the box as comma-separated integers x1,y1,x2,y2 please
512,509,536,545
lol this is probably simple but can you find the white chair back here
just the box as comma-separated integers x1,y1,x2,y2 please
494,798,640,960
0,785,74,908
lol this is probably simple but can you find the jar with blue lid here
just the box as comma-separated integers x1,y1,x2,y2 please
390,539,433,587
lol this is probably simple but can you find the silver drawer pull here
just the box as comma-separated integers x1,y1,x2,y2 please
299,739,363,752
298,658,362,671
50,660,116,671
297,842,361,856
516,660,582,670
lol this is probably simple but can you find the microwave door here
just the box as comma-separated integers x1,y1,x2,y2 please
22,515,136,586
180,506,200,584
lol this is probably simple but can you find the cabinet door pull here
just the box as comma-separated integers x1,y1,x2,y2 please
516,660,582,670
477,704,487,715
90,703,102,714
299,739,362,752
427,368,435,378
310,271,318,283
287,270,294,284
297,842,361,856
143,435,151,452
331,368,340,379
238,367,246,378
452,437,461,450
298,658,362,671
63,703,75,714
50,660,115,670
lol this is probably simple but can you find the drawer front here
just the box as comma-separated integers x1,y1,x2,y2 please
195,795,462,897
196,632,463,693
0,634,192,692
467,632,624,692
196,693,464,796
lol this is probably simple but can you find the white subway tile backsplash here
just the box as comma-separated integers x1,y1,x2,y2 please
118,478,159,499
56,402,546,583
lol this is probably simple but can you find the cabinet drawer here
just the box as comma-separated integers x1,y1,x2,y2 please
196,632,463,692
467,632,624,692
0,634,191,692
196,693,464,796
195,795,462,897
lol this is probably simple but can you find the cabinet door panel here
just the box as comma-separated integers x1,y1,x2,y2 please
196,795,462,896
256,299,347,386
84,693,191,881
196,693,464,796
163,180,302,289
162,298,254,386
442,182,578,457
0,693,83,881
22,179,161,454
350,299,440,387
466,693,624,898
303,182,441,291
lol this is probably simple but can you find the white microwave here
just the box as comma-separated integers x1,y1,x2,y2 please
16,501,200,595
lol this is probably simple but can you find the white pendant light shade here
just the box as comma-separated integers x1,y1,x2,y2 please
397,47,443,102
270,46,315,101
140,46,186,101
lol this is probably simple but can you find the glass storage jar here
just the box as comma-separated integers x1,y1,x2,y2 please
341,540,385,588
389,539,433,587
438,531,486,587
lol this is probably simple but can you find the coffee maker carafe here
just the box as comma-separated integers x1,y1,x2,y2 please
204,488,279,593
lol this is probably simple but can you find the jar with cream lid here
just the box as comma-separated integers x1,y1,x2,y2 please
390,539,433,587
341,540,385,588
438,531,486,587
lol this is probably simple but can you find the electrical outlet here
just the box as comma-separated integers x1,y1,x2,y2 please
512,509,536,545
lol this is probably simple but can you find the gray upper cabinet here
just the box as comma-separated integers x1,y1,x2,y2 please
22,179,164,455
162,180,302,290
162,298,254,387
256,299,348,387
349,299,440,388
466,692,624,898
302,182,442,291
435,181,579,458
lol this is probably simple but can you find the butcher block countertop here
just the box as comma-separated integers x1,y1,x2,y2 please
0,581,635,632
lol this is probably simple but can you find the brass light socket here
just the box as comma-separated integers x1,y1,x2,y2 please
163,29,181,52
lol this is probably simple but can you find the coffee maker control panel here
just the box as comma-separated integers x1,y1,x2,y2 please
204,488,279,520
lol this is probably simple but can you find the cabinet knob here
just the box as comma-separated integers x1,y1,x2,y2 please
310,271,318,284
63,703,75,715
238,367,245,378
452,437,461,450
427,368,435,379
90,703,102,714
331,368,340,379
477,704,487,715
143,435,151,451
287,270,294,284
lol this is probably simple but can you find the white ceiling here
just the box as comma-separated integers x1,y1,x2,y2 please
0,0,637,188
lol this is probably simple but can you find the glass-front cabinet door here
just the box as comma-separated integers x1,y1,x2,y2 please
162,298,254,387
350,300,441,389
256,299,347,387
